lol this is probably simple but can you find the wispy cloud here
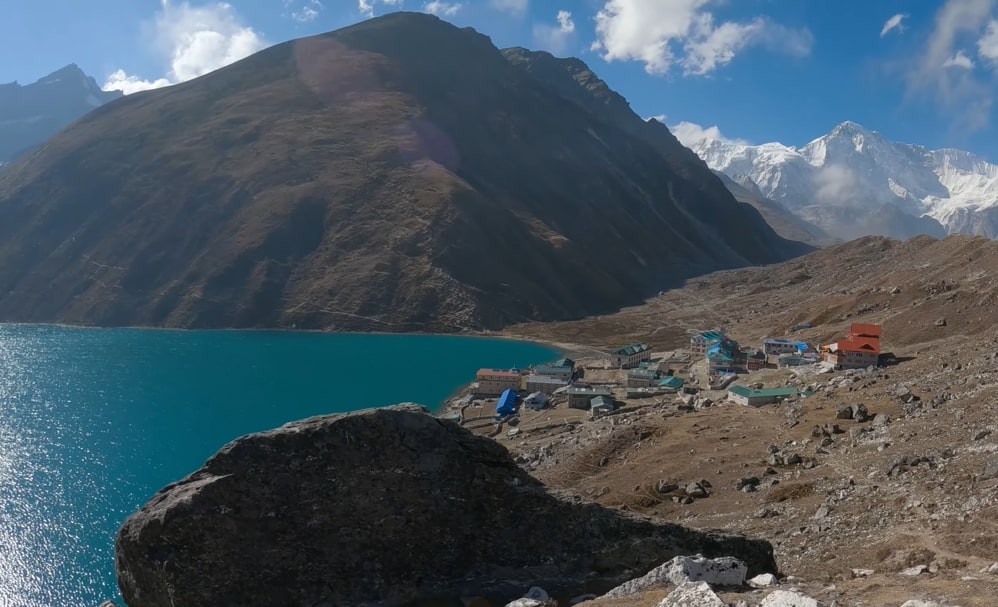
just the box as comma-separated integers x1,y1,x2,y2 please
103,0,267,94
670,120,749,146
422,1,462,17
359,0,403,18
491,0,528,17
532,10,576,55
906,0,996,132
590,0,813,77
978,19,998,63
881,13,909,37
287,0,323,23
943,49,975,68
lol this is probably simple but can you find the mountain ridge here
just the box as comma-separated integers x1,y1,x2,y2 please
0,64,121,163
0,12,809,332
690,121,998,240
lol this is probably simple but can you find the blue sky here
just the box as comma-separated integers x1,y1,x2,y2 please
3,0,998,159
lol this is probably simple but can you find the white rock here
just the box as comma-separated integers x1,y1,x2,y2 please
524,587,549,602
987,562,998,574
601,554,748,598
900,565,929,577
851,568,875,578
656,581,726,607
760,589,819,607
505,600,544,607
748,573,778,588
900,601,942,607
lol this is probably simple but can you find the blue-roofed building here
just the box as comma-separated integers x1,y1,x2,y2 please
707,338,746,374
495,388,519,418
691,330,726,355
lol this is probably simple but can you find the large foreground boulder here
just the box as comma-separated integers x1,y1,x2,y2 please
115,404,777,606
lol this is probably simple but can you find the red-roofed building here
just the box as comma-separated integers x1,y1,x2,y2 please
848,323,883,340
475,369,522,396
822,323,883,370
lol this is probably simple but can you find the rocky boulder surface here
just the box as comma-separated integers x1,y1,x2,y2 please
115,404,777,607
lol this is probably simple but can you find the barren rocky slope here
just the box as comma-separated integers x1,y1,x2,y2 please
504,234,998,606
0,13,807,332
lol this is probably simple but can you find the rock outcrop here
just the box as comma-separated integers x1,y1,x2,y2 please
115,404,777,607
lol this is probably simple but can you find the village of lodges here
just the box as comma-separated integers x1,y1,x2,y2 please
458,322,885,424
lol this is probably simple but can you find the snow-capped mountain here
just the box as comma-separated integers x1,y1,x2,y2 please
688,121,998,240
0,64,122,165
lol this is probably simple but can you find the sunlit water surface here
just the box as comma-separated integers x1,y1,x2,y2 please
0,325,556,606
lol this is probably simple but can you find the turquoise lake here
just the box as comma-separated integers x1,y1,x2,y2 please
0,324,557,607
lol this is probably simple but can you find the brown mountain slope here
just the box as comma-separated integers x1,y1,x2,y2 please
510,233,998,350
0,12,809,331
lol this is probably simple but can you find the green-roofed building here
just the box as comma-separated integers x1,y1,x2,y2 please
690,330,726,355
610,343,652,369
727,385,799,407
533,364,573,381
625,367,660,388
658,375,685,391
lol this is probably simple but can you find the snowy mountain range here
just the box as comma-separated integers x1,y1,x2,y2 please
0,64,122,165
688,121,998,241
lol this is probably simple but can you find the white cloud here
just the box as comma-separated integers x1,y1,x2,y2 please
590,0,813,76
978,19,998,62
532,10,576,55
491,0,528,17
943,49,975,68
814,164,859,205
103,0,267,94
669,120,748,146
881,13,909,37
422,1,462,17
907,0,995,131
290,0,323,22
359,0,403,18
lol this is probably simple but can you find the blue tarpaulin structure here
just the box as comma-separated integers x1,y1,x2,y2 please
496,389,518,417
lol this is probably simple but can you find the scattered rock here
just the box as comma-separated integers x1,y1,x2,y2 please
900,601,942,607
900,565,930,576
934,318,947,326
974,429,992,441
506,600,546,607
759,589,819,607
656,581,725,607
657,481,680,494
114,405,777,607
748,573,778,588
685,481,710,499
872,413,891,428
851,568,875,578
736,477,761,491
853,403,870,422
836,406,853,420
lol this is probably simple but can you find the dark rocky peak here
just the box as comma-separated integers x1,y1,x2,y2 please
0,63,122,163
